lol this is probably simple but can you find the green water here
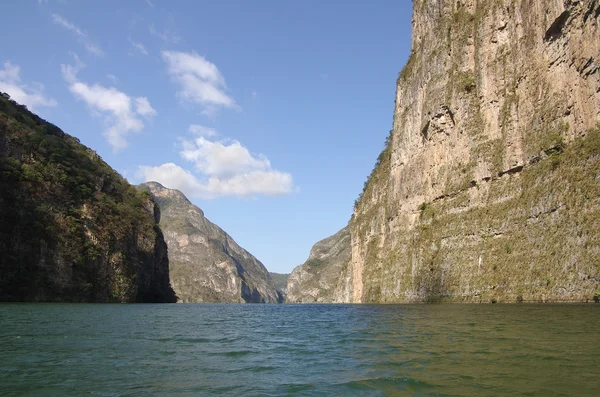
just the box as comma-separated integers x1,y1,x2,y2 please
0,304,598,396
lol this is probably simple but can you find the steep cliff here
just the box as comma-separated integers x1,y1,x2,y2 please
286,227,351,303
140,182,281,303
342,0,600,303
0,93,176,302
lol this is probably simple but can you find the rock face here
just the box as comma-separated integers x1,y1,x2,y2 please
286,227,351,303
0,93,176,302
140,182,281,303
338,0,600,303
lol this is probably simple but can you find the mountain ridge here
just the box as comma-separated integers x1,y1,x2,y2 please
139,181,282,303
0,92,176,302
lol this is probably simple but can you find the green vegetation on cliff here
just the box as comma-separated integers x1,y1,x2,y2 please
363,126,600,303
0,93,176,302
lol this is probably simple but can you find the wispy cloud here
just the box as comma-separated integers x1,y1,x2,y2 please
0,61,57,111
162,50,237,115
149,24,180,44
138,128,294,199
106,74,119,84
129,37,148,56
145,0,155,7
188,124,218,137
51,13,104,57
135,97,156,116
61,54,156,151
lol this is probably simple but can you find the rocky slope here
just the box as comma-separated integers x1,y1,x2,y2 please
140,182,281,303
331,0,600,303
0,93,176,302
286,227,351,303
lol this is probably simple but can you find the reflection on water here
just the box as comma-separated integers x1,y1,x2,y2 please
0,303,598,396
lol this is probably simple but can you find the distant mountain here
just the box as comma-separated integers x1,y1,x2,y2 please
269,272,289,296
140,182,281,303
0,92,176,302
286,227,351,303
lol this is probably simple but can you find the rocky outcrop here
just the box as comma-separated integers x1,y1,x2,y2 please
140,182,281,303
338,0,600,303
286,227,351,303
0,93,176,302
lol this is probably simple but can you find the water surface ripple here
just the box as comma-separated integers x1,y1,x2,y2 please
1,304,598,396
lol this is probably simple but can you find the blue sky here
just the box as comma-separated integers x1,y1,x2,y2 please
1,0,413,274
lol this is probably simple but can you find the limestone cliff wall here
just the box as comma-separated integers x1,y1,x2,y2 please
345,0,600,303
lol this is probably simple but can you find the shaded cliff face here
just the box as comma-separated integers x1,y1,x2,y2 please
140,182,281,303
344,0,600,303
0,93,176,303
286,227,351,303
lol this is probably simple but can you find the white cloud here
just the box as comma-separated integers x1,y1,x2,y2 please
129,37,148,56
135,97,156,116
138,163,204,195
138,163,294,199
61,56,155,151
145,0,155,7
180,136,270,178
188,124,218,137
149,24,180,44
162,50,236,115
51,14,104,57
137,128,294,199
0,61,57,111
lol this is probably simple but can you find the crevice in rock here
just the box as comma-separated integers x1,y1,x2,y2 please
498,165,524,177
578,56,599,78
583,1,600,23
434,193,451,202
421,120,431,142
544,10,571,42
581,57,594,73
445,106,456,126
527,204,564,221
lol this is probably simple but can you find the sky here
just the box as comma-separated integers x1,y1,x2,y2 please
1,0,413,274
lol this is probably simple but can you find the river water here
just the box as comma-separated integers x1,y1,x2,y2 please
0,303,598,396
